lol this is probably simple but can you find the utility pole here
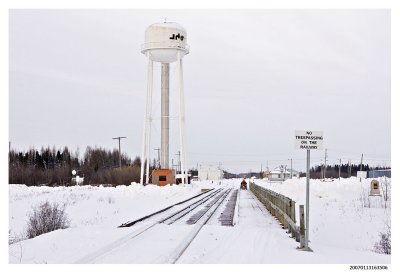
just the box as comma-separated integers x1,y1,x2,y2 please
348,160,351,178
288,158,293,179
112,136,127,169
359,153,364,182
324,149,327,181
176,151,181,173
320,162,323,180
338,158,341,180
154,148,161,169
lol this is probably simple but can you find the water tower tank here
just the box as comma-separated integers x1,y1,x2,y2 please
141,22,189,63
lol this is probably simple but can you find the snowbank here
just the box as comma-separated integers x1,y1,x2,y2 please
9,182,211,241
8,178,390,263
254,177,391,253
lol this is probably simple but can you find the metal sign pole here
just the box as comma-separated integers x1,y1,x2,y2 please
295,130,321,251
305,149,310,250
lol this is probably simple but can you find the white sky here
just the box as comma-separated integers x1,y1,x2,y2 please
9,9,391,172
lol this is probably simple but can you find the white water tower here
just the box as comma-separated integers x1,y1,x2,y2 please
140,21,190,185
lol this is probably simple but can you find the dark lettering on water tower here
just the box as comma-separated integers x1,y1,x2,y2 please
169,33,184,41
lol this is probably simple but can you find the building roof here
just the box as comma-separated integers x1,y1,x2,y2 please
269,167,290,174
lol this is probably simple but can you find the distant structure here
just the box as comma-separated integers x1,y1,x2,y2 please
71,169,84,186
368,169,391,178
269,166,291,182
369,180,382,196
140,21,190,186
198,166,224,181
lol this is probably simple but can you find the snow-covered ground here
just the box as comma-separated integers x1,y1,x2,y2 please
9,182,207,240
254,177,391,255
8,178,390,263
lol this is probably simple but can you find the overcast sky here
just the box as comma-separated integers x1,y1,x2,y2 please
9,9,391,173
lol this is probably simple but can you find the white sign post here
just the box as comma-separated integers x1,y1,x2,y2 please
295,130,323,251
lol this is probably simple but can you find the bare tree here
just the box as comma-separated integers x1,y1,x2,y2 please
26,201,70,239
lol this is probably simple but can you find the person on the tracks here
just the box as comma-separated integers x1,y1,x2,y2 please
241,177,247,190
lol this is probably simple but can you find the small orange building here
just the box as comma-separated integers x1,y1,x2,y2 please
151,169,176,186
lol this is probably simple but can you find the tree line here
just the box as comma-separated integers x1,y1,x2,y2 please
9,146,143,186
307,163,389,179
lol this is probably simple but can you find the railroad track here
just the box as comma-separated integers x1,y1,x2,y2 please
219,189,238,226
160,188,225,225
166,188,232,263
76,187,236,264
186,189,230,224
119,188,219,227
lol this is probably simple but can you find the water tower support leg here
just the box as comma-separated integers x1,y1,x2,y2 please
146,119,152,184
146,64,153,185
161,63,170,169
141,55,153,185
177,51,187,184
140,113,147,185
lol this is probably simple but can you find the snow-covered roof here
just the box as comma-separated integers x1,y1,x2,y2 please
176,173,190,179
269,167,290,174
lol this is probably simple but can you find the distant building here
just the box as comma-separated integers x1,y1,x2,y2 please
269,167,291,181
72,176,84,186
287,168,300,178
191,176,199,182
152,169,176,186
175,172,191,184
198,166,224,181
368,169,391,178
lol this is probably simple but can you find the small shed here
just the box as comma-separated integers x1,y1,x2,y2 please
152,169,176,186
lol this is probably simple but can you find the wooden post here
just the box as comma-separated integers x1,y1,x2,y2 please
299,205,305,249
271,194,275,216
286,201,289,229
291,200,296,223
282,199,288,229
291,200,296,238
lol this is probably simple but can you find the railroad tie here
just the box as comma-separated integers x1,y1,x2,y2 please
186,190,228,225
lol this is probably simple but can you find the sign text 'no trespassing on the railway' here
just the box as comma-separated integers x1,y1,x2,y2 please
295,130,323,150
